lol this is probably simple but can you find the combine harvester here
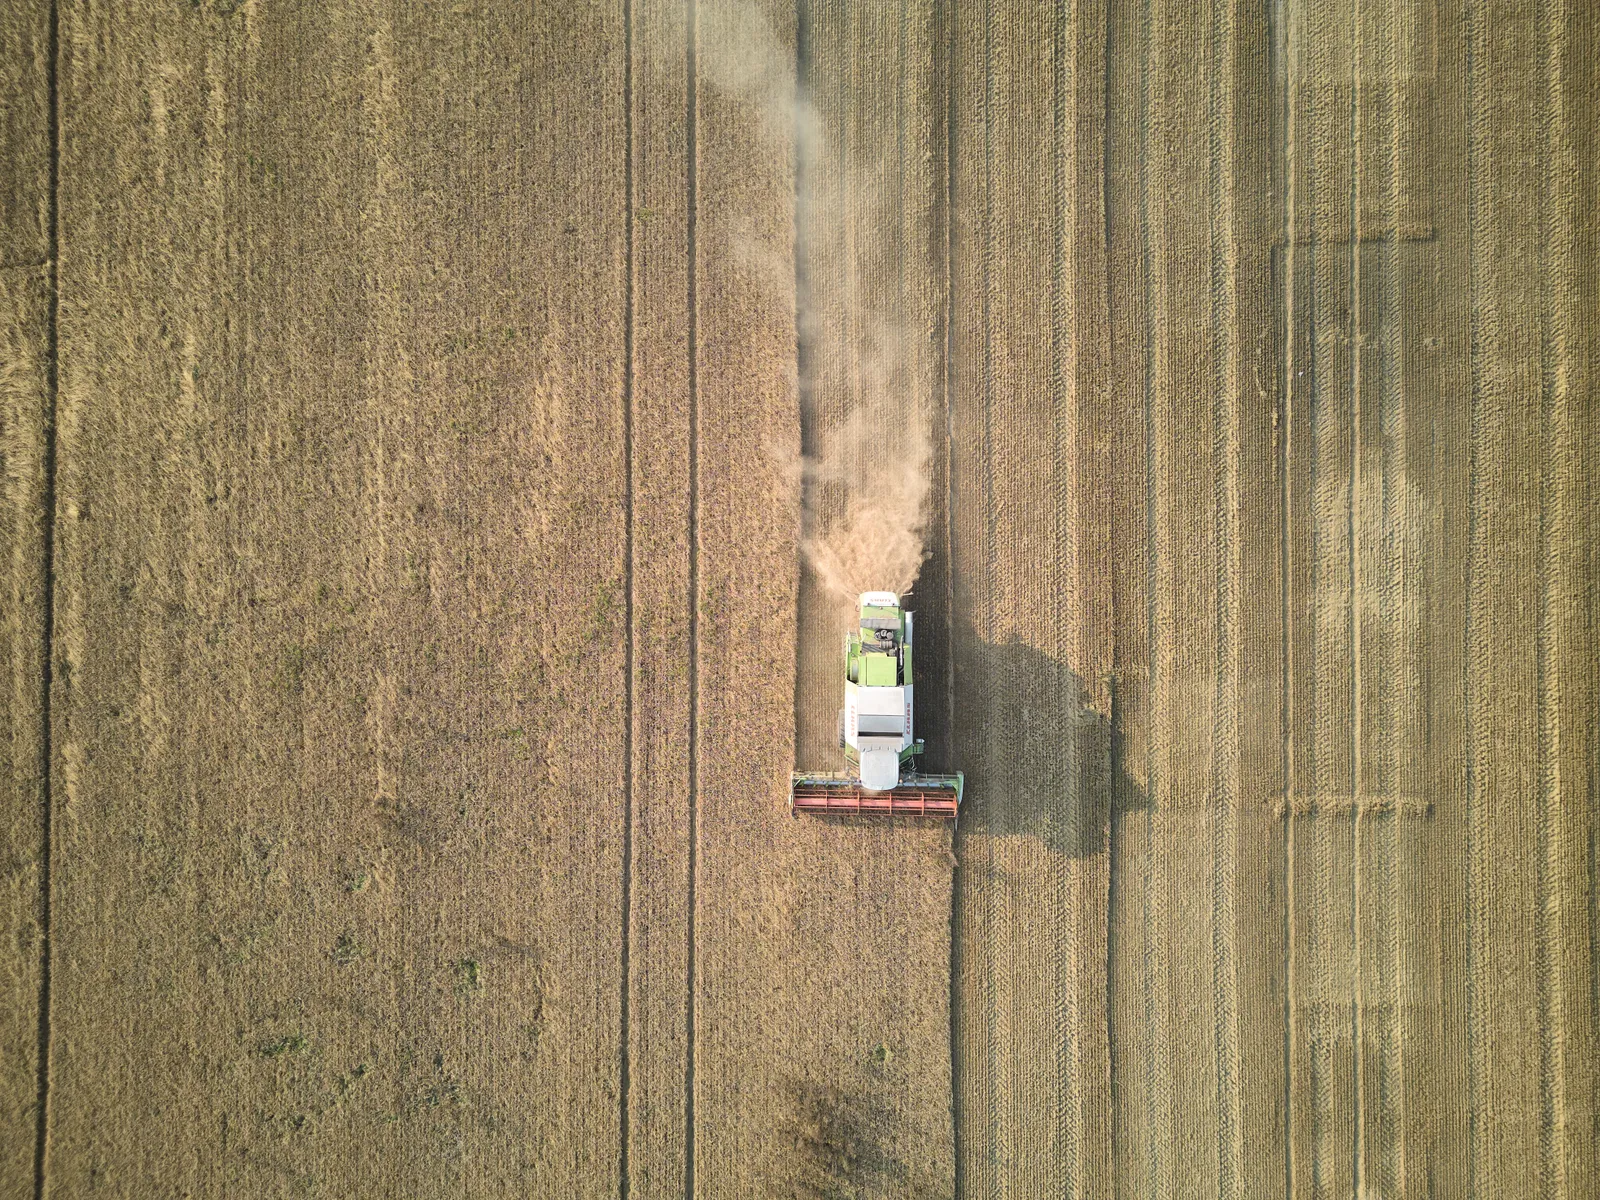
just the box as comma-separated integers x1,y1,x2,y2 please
790,591,963,819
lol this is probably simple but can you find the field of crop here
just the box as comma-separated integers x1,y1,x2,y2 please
0,0,1594,1197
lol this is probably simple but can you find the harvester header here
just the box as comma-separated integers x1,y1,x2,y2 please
790,591,963,818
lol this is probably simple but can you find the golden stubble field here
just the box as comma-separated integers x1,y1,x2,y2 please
0,1,1594,1198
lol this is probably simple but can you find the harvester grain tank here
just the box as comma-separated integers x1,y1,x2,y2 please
790,591,964,818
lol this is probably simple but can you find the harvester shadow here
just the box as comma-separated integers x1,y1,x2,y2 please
942,634,1147,860
790,606,1147,852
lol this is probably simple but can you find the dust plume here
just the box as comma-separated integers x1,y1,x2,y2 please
796,331,934,606
695,5,939,610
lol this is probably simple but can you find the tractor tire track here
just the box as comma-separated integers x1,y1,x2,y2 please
623,1,695,1193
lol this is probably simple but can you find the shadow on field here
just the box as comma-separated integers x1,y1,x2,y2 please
777,1077,907,1200
793,606,1146,855
944,634,1147,860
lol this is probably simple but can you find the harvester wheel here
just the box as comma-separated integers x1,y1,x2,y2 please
837,708,846,749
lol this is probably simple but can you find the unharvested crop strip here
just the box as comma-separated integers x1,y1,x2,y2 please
619,0,636,1192
790,0,811,761
1047,3,1076,1187
942,3,963,1191
32,2,62,1197
683,1,698,1193
1294,13,1352,1187
895,2,909,336
1207,0,1244,1190
1137,0,1173,1189
1462,0,1485,1185
1379,240,1411,1198
1347,1,1367,1192
1540,2,1587,1186
1101,0,1123,1182
1534,2,1566,1186
1534,247,1560,1200
975,0,1007,1190
1275,0,1300,1189
1580,15,1600,1164
1130,0,1167,1189
1134,0,1156,1188
1305,229,1339,1193
1375,13,1412,1182
941,0,957,754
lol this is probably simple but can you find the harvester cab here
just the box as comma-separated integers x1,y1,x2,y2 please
790,591,964,818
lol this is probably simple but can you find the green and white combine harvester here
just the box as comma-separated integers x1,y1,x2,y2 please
790,591,964,818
